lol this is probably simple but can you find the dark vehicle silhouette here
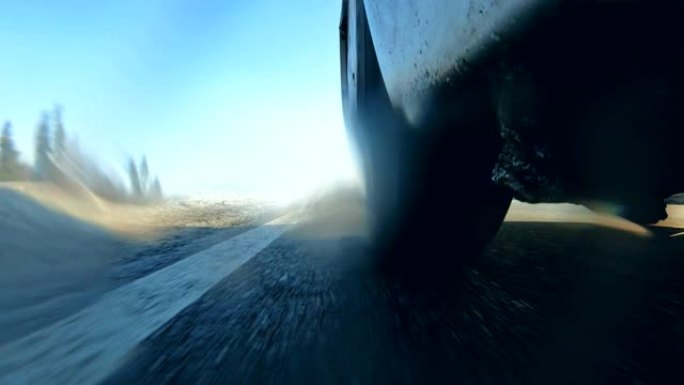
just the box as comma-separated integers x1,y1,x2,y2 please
339,0,684,270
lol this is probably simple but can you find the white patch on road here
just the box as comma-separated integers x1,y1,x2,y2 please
0,214,298,385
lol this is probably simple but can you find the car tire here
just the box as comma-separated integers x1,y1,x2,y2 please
341,0,512,277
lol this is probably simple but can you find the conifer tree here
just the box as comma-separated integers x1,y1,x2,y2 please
128,157,142,199
54,105,66,155
34,113,52,180
0,121,20,179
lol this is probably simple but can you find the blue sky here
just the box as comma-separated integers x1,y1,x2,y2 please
0,0,357,199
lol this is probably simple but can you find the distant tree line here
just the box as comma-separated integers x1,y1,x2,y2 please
128,155,163,203
0,106,163,204
0,122,31,180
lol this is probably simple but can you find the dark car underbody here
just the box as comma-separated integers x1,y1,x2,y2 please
465,2,684,223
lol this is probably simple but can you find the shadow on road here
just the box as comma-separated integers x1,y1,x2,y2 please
375,221,684,384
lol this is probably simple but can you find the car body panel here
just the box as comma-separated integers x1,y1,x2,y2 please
362,0,544,127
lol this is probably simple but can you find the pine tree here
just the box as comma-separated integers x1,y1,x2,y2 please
150,176,163,201
54,105,66,155
0,121,20,180
140,156,149,195
128,157,142,200
34,112,52,180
